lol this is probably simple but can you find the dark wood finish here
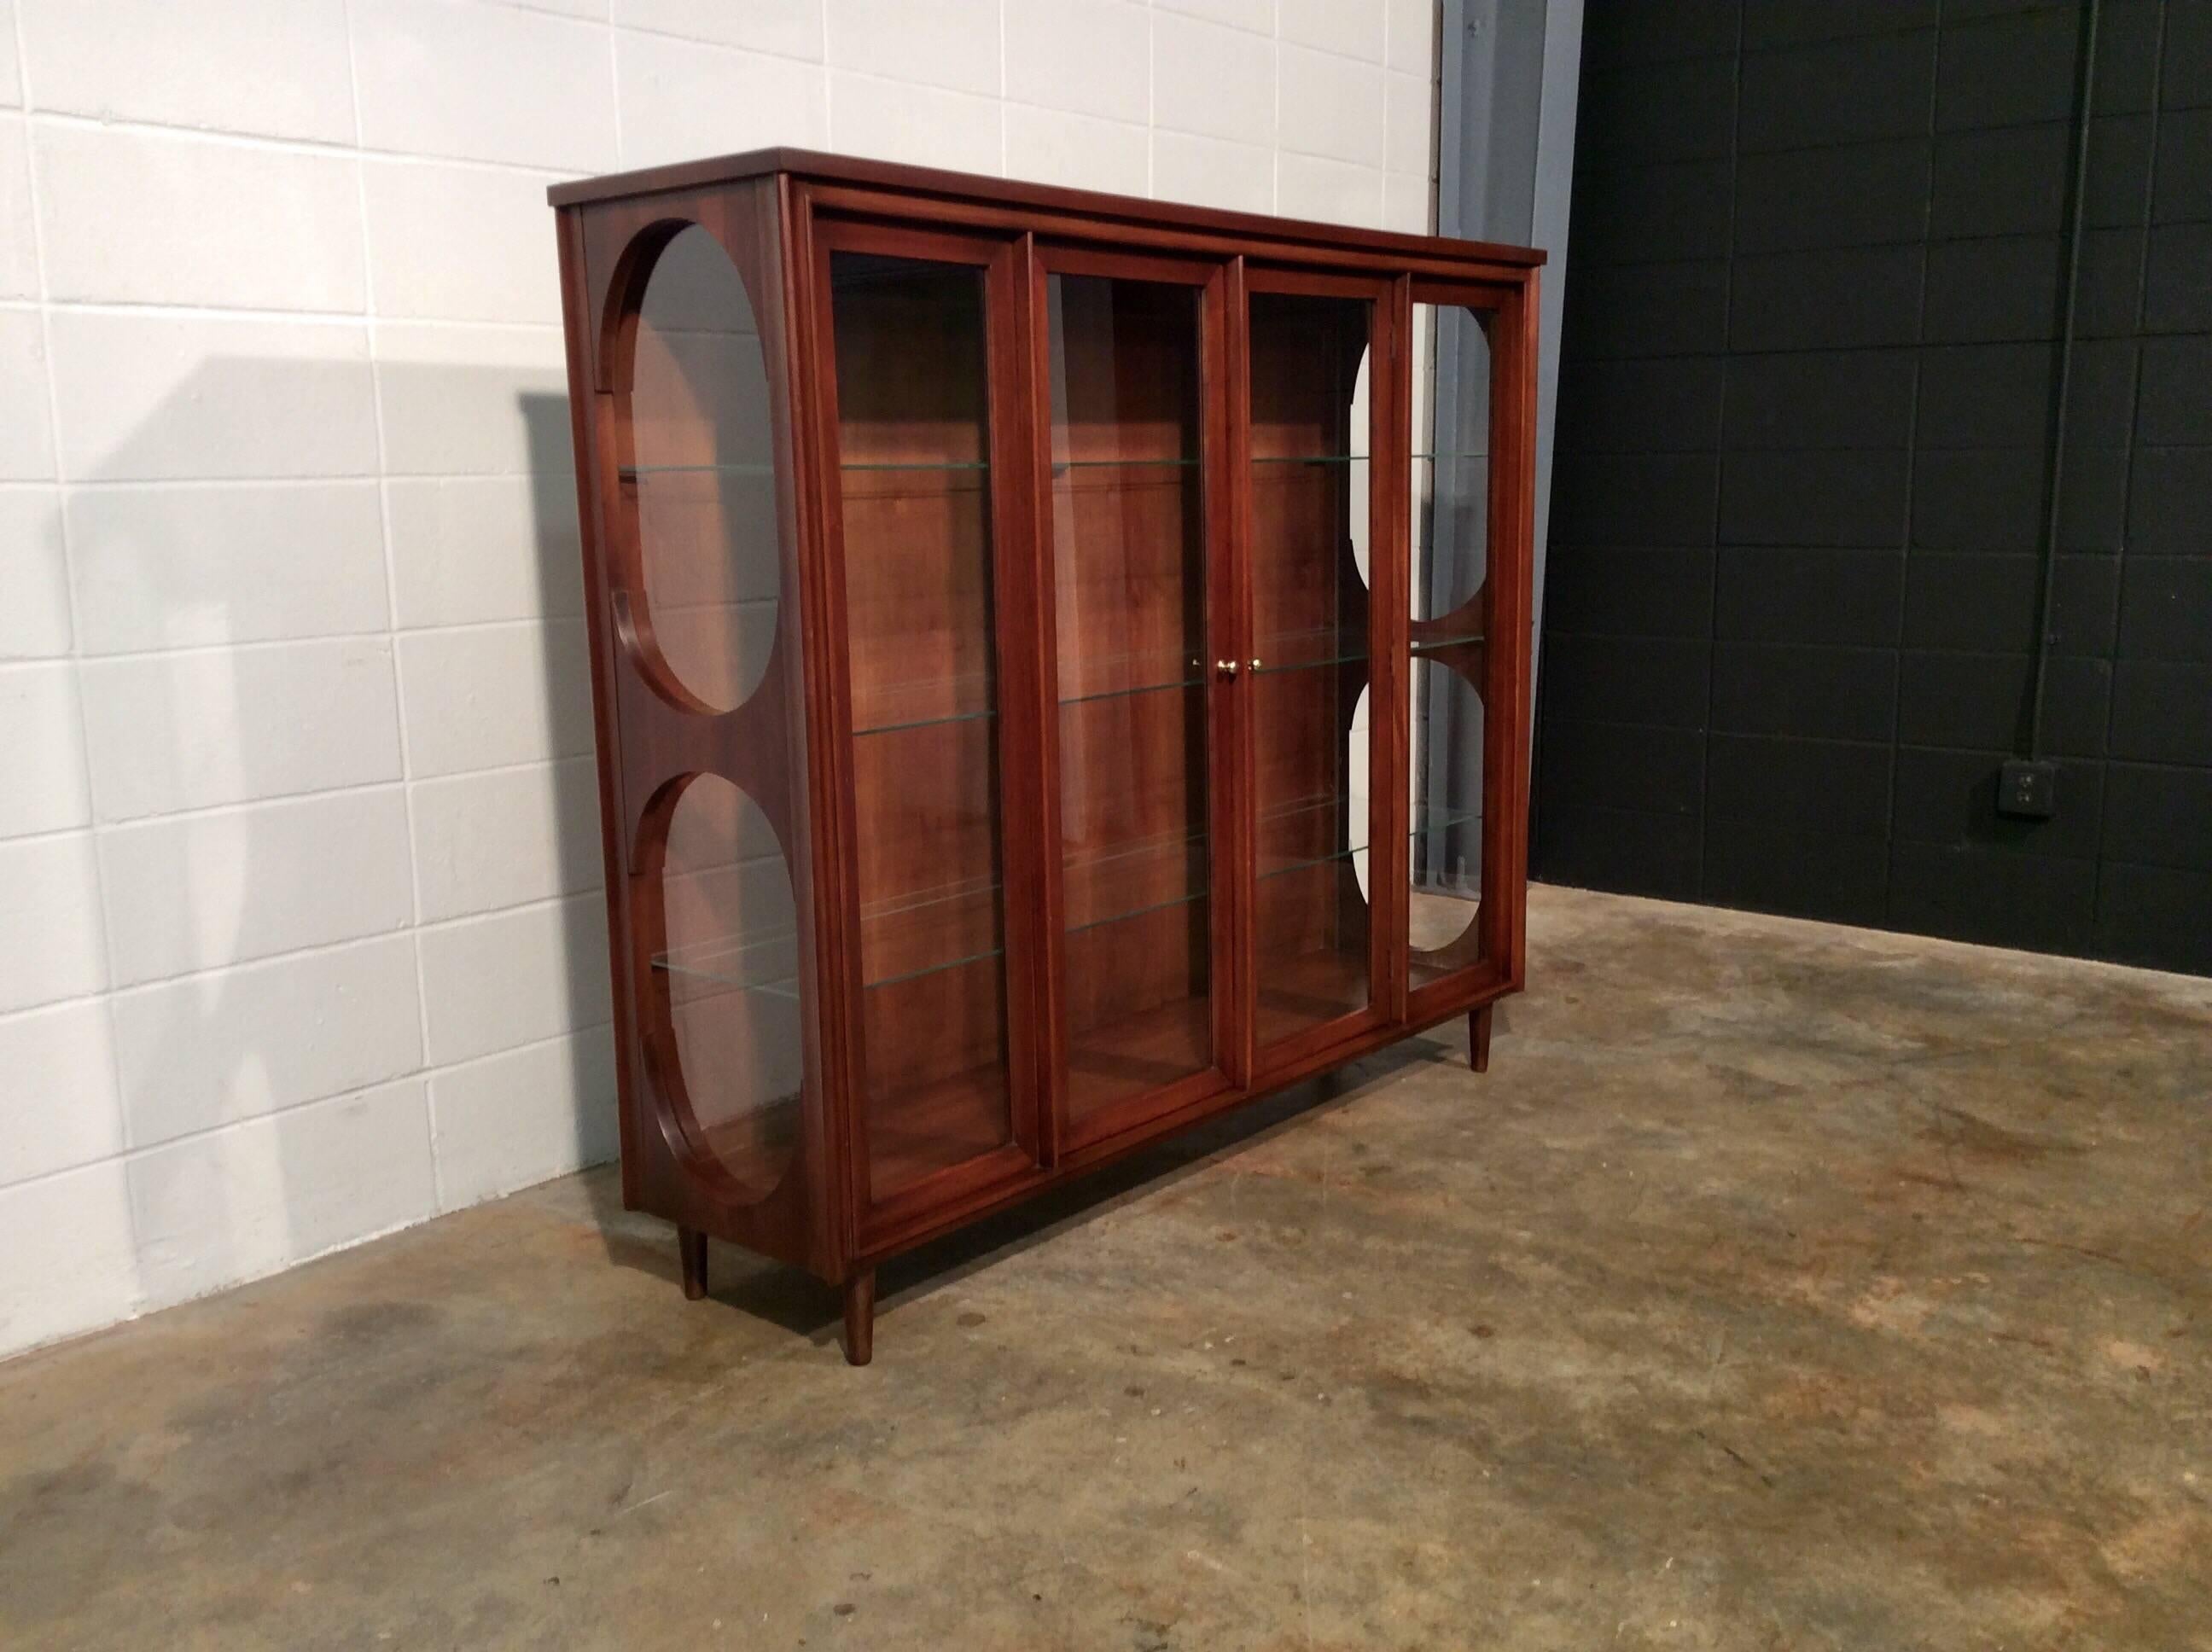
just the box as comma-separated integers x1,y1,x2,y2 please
1470,1003,1493,1073
552,156,1542,1360
678,1225,708,1300
841,1268,875,1366
550,148,1543,272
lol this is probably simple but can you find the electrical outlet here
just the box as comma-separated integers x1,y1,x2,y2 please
1997,759,2058,820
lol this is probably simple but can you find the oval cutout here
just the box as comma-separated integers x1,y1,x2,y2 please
629,225,780,713
1408,659,1483,977
655,773,801,1200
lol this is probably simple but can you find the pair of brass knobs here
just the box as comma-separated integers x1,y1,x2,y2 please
1214,659,1262,678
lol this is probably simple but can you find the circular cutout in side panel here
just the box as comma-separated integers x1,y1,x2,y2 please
629,225,779,713
1408,659,1483,980
655,774,800,1201
1348,344,1372,589
1412,305,1492,626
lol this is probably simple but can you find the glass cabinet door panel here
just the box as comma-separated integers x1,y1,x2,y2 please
1408,303,1493,987
1046,272,1216,1129
830,252,1014,1203
1248,291,1377,1048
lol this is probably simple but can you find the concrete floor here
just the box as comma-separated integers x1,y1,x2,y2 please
4,886,2209,1650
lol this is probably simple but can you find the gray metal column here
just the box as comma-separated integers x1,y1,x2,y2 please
1420,0,1580,887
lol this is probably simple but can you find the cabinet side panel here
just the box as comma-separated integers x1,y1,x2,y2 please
556,204,644,1212
566,184,828,1277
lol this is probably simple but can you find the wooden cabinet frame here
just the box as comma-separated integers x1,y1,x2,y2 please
551,151,1542,1364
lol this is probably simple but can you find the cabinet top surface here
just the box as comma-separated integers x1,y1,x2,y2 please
546,146,1545,270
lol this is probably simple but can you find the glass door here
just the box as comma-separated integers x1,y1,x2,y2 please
1243,274,1395,1066
1037,248,1232,1151
813,223,1042,1217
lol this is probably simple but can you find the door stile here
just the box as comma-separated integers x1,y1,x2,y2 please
1220,254,1259,1088
1374,272,1415,1026
981,230,1051,1166
789,189,870,1266
1200,256,1249,1094
1021,233,1072,1166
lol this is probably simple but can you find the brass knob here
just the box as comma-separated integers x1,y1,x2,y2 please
1249,658,1262,672
1215,660,1240,678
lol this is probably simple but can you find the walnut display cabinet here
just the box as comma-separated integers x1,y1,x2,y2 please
550,150,1541,1364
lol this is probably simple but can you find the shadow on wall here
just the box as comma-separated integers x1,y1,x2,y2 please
67,350,612,1324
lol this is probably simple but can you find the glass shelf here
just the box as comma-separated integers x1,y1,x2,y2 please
1411,806,1485,840
1068,887,1207,935
1062,828,1210,937
859,872,1005,990
653,928,802,998
1249,451,1477,466
853,705,996,736
1068,823,1207,873
849,662,995,736
1411,631,1485,660
1244,626,1487,675
654,829,1223,1001
1260,789,1349,824
656,871,1010,998
1252,625,1365,675
841,459,990,473
1257,805,1482,881
846,639,1246,730
864,945,1003,991
1060,673,1205,706
1258,843,1367,881
1059,644,1207,705
1051,456,1197,472
1260,792,1365,835
655,823,1477,991
620,462,774,478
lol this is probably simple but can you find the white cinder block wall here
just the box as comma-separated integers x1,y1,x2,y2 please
0,0,1441,1360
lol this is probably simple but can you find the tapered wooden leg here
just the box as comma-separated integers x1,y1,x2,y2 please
841,1270,876,1366
678,1226,707,1301
1470,1003,1493,1073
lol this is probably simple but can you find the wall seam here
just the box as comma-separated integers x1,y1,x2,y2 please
1692,1,1747,905
2093,0,2171,941
1879,8,1945,924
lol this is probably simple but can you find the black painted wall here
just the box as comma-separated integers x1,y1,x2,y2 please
1534,0,2212,975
